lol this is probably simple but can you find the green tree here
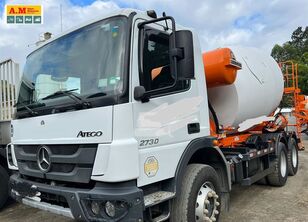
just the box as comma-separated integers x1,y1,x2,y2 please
271,26,308,95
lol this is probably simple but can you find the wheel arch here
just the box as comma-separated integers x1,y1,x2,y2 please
174,137,231,210
288,132,299,148
263,132,288,152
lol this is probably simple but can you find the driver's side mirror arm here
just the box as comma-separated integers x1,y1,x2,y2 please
134,86,149,103
136,16,178,103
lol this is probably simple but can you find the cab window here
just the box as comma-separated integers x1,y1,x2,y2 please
140,28,189,95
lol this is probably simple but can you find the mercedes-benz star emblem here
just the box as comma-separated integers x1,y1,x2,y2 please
37,146,51,173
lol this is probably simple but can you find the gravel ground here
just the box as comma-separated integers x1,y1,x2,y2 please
220,139,308,222
0,139,307,222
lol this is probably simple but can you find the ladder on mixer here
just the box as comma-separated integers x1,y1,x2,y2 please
280,61,306,150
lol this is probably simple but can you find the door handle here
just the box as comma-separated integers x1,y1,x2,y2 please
187,123,200,134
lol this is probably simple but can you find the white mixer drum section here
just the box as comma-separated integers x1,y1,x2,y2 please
208,47,284,127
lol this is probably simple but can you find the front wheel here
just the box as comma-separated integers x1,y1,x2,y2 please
170,164,221,222
0,165,9,209
287,138,299,176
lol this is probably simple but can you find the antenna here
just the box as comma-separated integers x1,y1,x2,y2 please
60,4,63,32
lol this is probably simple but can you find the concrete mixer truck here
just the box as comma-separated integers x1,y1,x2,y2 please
7,9,301,222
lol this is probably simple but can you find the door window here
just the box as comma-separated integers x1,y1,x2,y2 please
140,28,189,95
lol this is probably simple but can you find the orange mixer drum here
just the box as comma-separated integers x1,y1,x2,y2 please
203,48,242,88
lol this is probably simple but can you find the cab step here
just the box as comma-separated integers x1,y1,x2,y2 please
144,191,175,208
152,213,170,222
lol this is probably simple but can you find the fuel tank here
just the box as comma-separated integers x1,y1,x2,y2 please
205,47,284,127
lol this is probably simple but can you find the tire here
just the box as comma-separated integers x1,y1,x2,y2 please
0,165,9,209
267,142,288,187
256,160,267,185
287,138,299,176
170,164,221,222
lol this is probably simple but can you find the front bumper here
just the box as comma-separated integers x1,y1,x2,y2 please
10,174,144,221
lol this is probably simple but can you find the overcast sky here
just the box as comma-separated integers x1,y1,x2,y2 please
0,0,307,69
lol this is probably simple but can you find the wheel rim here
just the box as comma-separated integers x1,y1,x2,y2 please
292,145,298,168
280,150,287,177
195,182,219,222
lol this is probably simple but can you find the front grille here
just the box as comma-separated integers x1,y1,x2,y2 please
14,144,97,183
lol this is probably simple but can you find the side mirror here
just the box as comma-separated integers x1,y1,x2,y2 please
171,30,195,80
134,86,149,103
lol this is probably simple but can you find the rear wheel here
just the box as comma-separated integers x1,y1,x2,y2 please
287,138,299,176
256,160,267,185
170,164,221,222
267,142,288,187
0,165,9,209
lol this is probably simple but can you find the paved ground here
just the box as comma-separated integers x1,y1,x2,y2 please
0,139,307,222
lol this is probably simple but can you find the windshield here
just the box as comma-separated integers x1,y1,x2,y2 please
17,16,128,109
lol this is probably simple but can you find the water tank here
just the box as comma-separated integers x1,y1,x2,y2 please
203,48,241,88
207,47,284,127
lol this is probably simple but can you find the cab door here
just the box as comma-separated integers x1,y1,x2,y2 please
130,18,206,186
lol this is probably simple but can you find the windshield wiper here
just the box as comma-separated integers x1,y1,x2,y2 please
41,89,91,108
86,92,107,99
18,104,38,116
15,102,45,116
